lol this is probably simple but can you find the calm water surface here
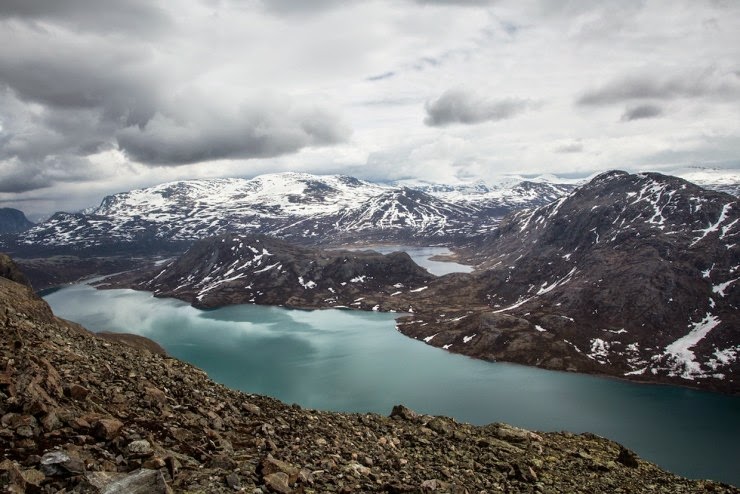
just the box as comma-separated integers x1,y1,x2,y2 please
344,245,474,276
44,283,740,485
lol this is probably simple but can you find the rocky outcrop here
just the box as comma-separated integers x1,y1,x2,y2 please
98,234,435,310
1,262,736,492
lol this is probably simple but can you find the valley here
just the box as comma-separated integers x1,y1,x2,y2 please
2,169,739,490
78,171,739,394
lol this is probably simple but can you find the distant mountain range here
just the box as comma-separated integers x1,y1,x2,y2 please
0,207,34,234
3,172,576,254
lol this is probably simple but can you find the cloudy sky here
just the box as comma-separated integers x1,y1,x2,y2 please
1,0,739,216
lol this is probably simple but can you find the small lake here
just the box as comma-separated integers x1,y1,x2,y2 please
44,284,740,486
343,245,474,276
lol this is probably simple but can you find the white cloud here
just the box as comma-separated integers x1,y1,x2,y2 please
0,0,739,216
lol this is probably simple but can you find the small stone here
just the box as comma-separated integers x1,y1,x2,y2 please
68,384,90,400
263,471,292,494
298,468,314,484
242,402,262,415
144,386,167,407
420,479,443,491
426,418,450,435
127,439,153,457
346,462,371,477
95,468,173,494
39,450,85,476
226,472,241,490
260,454,299,480
93,418,124,440
41,410,62,432
389,405,418,421
21,468,45,487
617,446,639,468
493,423,531,443
15,425,34,437
142,457,167,470
207,454,237,470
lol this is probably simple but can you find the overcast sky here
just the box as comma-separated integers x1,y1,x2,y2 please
1,0,739,216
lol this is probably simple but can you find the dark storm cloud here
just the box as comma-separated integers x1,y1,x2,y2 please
0,52,159,126
0,154,102,193
116,99,350,165
424,89,531,126
577,70,740,106
0,164,52,193
621,104,663,121
0,7,351,193
0,0,171,35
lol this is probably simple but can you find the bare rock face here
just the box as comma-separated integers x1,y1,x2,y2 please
1,256,736,492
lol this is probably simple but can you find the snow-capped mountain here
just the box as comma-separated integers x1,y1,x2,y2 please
396,178,575,215
10,172,574,252
397,171,739,392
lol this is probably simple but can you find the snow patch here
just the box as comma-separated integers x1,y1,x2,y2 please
712,278,738,297
663,314,721,380
587,338,610,364
298,276,317,289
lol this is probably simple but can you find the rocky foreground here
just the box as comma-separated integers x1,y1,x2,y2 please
1,255,738,492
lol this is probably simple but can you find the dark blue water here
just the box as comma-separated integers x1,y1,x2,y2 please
44,284,740,486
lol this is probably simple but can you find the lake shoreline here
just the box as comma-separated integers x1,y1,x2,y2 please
43,282,740,485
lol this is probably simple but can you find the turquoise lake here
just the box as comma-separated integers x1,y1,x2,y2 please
44,282,740,486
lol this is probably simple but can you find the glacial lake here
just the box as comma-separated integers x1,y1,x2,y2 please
44,283,740,486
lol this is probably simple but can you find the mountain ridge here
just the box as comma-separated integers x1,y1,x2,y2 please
3,172,576,255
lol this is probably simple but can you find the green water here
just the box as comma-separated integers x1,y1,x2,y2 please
44,283,740,486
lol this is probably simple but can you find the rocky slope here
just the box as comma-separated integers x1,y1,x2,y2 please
401,171,739,393
3,173,573,256
1,256,737,492
0,208,34,235
98,234,435,310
